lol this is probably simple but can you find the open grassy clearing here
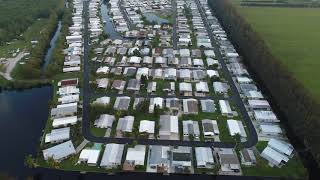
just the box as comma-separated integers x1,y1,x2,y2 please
231,3,320,101
0,19,48,58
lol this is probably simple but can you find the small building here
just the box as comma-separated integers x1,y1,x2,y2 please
124,145,146,171
218,148,240,172
261,139,293,168
51,103,78,118
219,100,233,116
94,114,115,129
195,81,209,94
100,143,125,169
195,147,215,168
253,110,279,123
182,120,200,139
45,127,70,144
127,79,141,92
159,115,179,140
93,96,110,105
149,97,164,113
213,82,229,94
248,100,271,110
58,94,79,104
97,78,109,89
178,69,191,81
240,149,256,166
200,99,215,113
116,116,134,135
179,49,190,57
43,140,76,161
111,80,126,91
179,82,192,96
207,70,219,78
52,116,78,128
148,145,170,173
164,68,177,80
78,148,101,166
147,82,157,93
171,146,192,173
139,120,155,137
114,96,131,111
227,119,247,138
136,67,149,80
165,98,180,111
96,66,110,74
202,119,220,137
183,99,199,115
260,124,282,136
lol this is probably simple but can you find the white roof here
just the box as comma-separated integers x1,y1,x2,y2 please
58,94,79,104
261,146,289,167
227,119,247,137
179,49,190,57
248,100,270,109
94,114,115,128
196,81,209,92
100,143,125,167
204,50,215,57
195,147,214,167
193,59,204,66
139,120,155,134
79,149,100,164
43,140,76,161
52,116,78,128
45,127,70,143
236,76,252,84
126,145,146,165
58,86,80,96
219,100,232,115
96,66,110,74
117,116,134,132
268,138,294,156
260,124,282,134
179,82,192,92
97,78,109,88
93,96,110,105
129,56,141,64
207,70,219,78
246,90,264,99
254,110,278,122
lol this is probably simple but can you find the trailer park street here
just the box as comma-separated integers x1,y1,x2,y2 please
37,0,306,177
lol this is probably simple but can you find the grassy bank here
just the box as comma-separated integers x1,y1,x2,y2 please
231,2,320,101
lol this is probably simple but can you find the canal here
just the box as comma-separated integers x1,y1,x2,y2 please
41,20,62,72
101,2,122,40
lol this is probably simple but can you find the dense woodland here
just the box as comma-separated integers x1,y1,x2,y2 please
0,0,65,45
208,0,320,164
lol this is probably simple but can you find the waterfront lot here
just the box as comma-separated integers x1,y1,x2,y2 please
232,2,320,101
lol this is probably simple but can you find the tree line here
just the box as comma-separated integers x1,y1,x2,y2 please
208,0,320,164
0,0,65,45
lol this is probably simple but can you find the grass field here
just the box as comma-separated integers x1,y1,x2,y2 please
231,2,320,101
0,19,48,58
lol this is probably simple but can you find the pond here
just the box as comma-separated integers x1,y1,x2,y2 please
0,86,52,178
143,12,169,24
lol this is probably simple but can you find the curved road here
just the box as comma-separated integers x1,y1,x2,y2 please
82,0,258,148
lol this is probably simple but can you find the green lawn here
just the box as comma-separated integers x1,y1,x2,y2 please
0,19,48,58
242,140,308,178
242,155,308,179
232,4,320,101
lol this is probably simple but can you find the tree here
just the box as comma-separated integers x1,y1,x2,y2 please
25,154,36,168
233,133,243,152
